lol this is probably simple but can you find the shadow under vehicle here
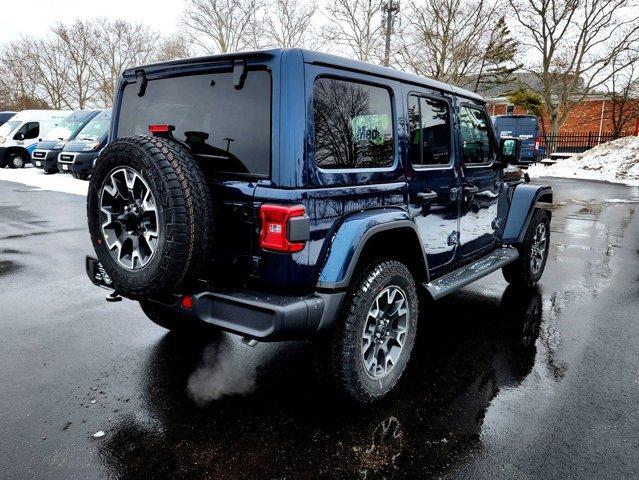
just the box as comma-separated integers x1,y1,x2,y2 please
97,285,544,479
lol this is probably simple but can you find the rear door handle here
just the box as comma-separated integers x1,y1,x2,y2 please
417,191,437,201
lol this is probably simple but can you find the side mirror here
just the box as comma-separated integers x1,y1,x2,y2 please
14,132,24,141
498,137,522,165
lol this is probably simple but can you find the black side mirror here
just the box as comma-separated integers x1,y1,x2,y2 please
498,137,522,165
14,132,24,141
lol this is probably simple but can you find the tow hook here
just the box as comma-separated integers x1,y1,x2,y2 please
106,291,123,303
241,337,258,347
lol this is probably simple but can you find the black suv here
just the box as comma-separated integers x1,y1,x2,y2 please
86,49,552,403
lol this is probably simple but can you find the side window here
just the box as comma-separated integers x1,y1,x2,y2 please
408,94,451,167
313,77,394,169
24,122,40,139
460,106,493,165
14,122,40,140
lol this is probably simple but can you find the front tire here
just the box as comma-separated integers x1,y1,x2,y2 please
7,152,27,169
320,260,418,403
503,209,550,286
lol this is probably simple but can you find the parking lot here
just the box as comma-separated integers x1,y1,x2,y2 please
1,176,638,479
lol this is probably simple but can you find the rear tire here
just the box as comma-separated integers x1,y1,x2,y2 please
87,136,214,299
318,260,418,403
502,209,550,287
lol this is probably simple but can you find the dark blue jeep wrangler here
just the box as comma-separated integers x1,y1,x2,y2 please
86,49,552,403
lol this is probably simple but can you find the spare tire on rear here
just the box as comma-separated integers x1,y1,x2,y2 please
87,136,213,299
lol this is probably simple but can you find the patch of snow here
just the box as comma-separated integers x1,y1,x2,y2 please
92,431,105,438
528,136,639,186
0,165,88,196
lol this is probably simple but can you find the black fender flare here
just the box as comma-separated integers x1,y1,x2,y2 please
501,183,553,244
316,208,428,290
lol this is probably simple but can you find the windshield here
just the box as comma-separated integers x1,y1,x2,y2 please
0,120,20,137
117,69,271,177
44,112,96,141
76,110,111,142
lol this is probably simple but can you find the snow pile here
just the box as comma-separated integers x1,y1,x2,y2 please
528,136,639,186
0,165,88,196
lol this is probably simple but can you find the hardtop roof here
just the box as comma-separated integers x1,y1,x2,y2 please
123,48,484,103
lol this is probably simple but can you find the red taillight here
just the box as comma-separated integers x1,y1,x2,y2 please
534,137,540,151
181,295,193,309
148,124,175,133
259,204,306,253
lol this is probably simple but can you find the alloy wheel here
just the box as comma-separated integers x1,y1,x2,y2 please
99,167,159,270
362,286,410,379
530,222,547,274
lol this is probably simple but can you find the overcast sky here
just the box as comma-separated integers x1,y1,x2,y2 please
0,0,182,45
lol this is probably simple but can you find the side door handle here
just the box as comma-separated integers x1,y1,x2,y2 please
417,191,437,201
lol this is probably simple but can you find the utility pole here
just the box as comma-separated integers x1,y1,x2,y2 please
382,0,400,67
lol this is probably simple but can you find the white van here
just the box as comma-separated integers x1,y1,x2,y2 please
0,110,72,168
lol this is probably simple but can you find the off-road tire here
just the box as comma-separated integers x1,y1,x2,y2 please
319,260,418,403
87,136,214,299
502,209,550,287
7,151,27,169
140,300,219,334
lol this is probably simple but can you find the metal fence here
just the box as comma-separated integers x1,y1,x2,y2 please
539,131,634,157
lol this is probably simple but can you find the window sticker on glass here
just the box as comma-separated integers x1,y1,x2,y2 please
351,114,390,145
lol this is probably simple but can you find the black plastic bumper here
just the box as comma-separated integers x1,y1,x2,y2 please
86,256,344,341
58,151,97,175
31,149,60,170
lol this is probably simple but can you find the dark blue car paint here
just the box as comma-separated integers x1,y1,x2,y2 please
109,49,550,303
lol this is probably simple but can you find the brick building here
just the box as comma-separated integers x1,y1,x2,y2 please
487,95,639,135
480,73,639,135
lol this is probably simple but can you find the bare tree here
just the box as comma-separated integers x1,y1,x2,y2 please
89,19,160,106
322,0,385,63
0,37,68,109
156,33,193,62
397,0,507,86
509,0,639,135
607,61,639,136
179,0,263,54
261,0,317,48
53,21,97,108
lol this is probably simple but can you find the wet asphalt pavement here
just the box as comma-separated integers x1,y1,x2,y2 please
0,177,638,479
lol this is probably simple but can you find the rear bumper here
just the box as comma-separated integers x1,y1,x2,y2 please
86,256,344,341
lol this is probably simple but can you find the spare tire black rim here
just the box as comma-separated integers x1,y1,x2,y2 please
99,166,159,270
362,286,409,379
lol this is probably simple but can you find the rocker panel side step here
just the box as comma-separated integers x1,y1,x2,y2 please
423,247,519,300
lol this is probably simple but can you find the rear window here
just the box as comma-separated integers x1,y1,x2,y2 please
117,70,272,177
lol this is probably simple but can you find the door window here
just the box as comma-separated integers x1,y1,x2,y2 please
460,106,493,165
14,122,40,140
408,95,451,167
313,77,394,169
